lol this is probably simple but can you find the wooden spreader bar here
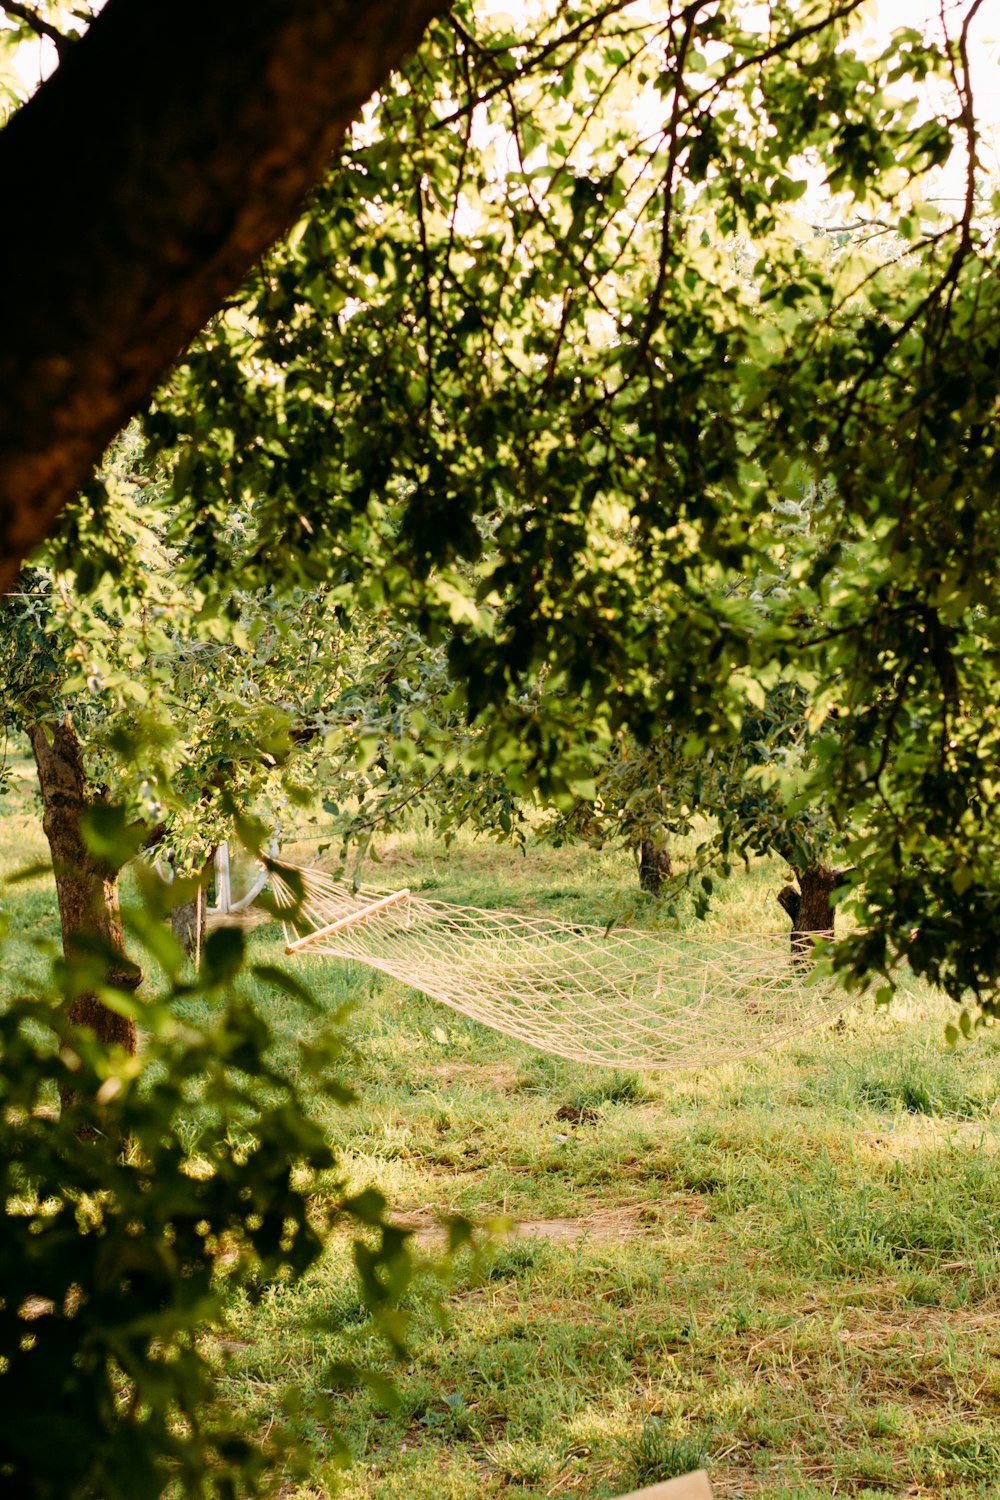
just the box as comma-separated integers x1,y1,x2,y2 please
285,888,411,954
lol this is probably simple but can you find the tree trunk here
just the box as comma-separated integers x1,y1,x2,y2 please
638,838,672,896
169,850,216,963
28,717,140,1056
0,0,450,591
777,862,839,961
170,887,203,964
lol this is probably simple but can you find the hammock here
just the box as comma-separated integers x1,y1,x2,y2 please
271,861,853,1070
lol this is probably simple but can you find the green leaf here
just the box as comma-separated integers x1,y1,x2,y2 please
2,861,53,886
344,1187,388,1226
250,964,318,1009
200,926,245,986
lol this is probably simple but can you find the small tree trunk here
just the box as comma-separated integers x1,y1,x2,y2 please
170,886,203,963
28,717,140,1057
169,850,215,963
638,838,672,896
777,862,839,961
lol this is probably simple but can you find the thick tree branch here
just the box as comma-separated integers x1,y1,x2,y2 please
0,0,450,591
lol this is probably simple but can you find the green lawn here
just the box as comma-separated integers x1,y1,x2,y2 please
3,799,1000,1499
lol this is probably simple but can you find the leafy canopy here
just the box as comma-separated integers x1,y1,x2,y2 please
145,0,1000,1003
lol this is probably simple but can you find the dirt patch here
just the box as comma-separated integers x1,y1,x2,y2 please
422,1061,522,1091
395,1204,645,1248
554,1102,600,1125
516,1210,643,1245
860,1118,1000,1155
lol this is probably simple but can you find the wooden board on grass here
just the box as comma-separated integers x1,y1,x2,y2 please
613,1471,714,1500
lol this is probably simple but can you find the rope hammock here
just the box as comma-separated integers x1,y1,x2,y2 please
271,861,854,1071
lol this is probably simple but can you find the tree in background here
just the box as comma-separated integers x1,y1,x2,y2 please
0,478,352,1052
542,674,850,939
543,730,687,898
295,616,528,870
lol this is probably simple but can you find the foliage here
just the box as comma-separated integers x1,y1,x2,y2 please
0,491,347,871
299,618,527,872
139,0,1000,1007
0,426,528,878
0,842,426,1499
546,674,842,915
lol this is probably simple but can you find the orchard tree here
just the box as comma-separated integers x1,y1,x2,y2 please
541,676,849,934
543,730,688,898
0,505,358,1057
296,616,528,872
144,0,1000,1007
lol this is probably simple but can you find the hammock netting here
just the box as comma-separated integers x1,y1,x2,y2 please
271,862,854,1070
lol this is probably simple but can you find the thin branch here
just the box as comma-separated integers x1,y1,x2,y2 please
0,0,72,57
952,0,987,252
437,1,639,129
626,0,709,374
813,217,894,233
342,767,444,836
413,174,436,425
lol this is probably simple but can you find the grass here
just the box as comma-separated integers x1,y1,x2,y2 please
4,782,1000,1497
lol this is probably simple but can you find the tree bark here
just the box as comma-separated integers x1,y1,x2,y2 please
169,887,203,965
638,838,672,896
169,850,216,963
777,862,839,960
28,717,140,1055
0,0,450,590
